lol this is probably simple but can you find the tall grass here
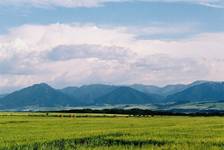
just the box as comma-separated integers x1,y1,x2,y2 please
0,113,223,149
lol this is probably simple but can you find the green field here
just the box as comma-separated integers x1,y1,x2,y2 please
0,113,223,150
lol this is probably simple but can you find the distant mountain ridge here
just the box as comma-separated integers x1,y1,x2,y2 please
130,84,187,96
0,80,224,110
130,80,207,96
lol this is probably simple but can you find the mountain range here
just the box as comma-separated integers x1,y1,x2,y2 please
0,80,224,110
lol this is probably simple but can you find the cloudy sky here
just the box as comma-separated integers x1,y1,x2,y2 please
0,0,224,93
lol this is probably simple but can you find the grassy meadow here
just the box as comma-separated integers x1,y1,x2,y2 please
0,113,223,150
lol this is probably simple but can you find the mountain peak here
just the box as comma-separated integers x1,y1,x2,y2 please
0,83,79,109
167,81,224,103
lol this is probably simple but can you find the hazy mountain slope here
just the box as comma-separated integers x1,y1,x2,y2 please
0,83,78,109
95,86,162,104
160,84,187,96
0,94,7,98
61,84,117,104
131,81,208,96
131,84,188,96
130,84,161,94
166,82,224,103
60,86,79,96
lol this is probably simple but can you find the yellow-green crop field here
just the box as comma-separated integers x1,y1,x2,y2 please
0,113,223,150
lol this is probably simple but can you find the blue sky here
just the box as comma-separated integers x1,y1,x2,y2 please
0,0,224,92
1,1,224,35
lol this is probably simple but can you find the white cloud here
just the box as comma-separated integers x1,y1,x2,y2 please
0,0,125,8
0,23,224,92
47,44,133,61
0,0,223,8
188,0,224,8
143,0,224,8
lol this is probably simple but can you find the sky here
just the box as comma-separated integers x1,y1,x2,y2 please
0,0,224,93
